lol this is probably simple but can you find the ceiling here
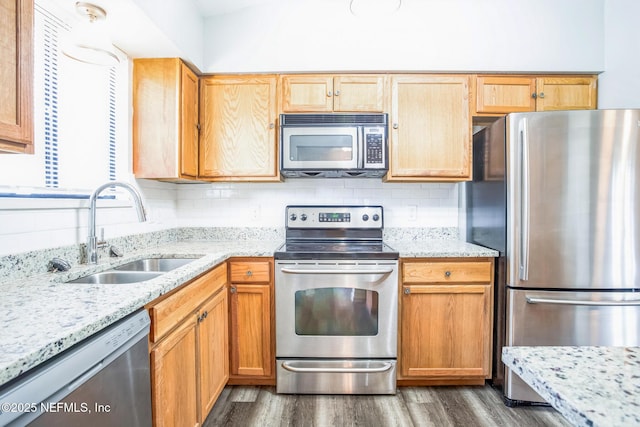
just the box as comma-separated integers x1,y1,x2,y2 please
192,0,286,16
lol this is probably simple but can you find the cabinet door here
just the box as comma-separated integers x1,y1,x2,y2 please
198,288,229,423
181,63,199,177
199,75,278,180
0,0,33,153
536,76,597,111
229,283,272,377
333,75,385,112
388,75,471,181
133,58,199,180
280,75,334,112
475,76,536,114
401,283,492,379
151,316,199,427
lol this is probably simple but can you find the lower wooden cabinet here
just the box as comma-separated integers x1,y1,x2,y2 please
147,263,228,426
399,258,494,385
228,258,275,384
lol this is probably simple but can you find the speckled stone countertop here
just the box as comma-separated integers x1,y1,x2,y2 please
502,346,640,427
0,228,495,388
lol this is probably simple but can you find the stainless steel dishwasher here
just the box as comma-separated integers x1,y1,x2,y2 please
0,309,152,427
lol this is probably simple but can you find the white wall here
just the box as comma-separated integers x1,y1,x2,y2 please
175,180,458,229
0,180,177,256
202,0,604,73
598,0,640,108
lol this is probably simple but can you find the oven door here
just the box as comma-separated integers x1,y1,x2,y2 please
281,126,360,170
275,260,398,359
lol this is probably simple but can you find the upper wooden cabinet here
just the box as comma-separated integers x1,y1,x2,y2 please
387,75,471,182
473,75,597,115
280,74,386,112
133,58,199,181
0,0,34,154
199,75,279,181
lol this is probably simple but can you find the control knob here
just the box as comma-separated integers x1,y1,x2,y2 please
289,213,297,221
300,214,308,221
373,214,380,221
362,214,369,221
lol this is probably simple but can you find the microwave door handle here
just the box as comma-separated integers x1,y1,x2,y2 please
357,126,364,169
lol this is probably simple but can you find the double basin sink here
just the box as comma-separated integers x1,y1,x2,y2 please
67,258,199,285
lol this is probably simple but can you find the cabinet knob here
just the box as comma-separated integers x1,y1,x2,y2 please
531,93,537,99
393,123,399,129
230,286,237,293
327,91,333,97
404,288,411,295
246,270,253,277
445,271,451,277
269,123,275,129
539,92,545,99
335,90,340,96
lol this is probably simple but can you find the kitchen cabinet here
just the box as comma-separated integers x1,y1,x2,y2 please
280,74,386,112
228,258,275,384
387,75,471,181
199,75,279,181
399,258,494,385
147,263,228,426
0,0,33,154
473,75,597,115
133,58,199,181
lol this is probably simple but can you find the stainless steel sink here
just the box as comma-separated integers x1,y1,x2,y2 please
112,258,198,272
67,271,163,284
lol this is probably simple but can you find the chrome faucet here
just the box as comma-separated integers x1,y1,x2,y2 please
86,181,147,264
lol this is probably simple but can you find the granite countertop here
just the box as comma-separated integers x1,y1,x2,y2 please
502,346,640,427
0,236,496,388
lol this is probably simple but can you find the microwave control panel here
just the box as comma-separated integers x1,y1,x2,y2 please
363,127,386,168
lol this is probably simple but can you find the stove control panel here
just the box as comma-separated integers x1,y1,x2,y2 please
285,205,383,229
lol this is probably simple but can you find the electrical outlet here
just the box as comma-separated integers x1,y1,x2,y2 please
408,205,417,221
251,205,261,221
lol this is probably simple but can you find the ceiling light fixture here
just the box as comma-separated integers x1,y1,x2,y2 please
349,0,402,17
62,2,120,67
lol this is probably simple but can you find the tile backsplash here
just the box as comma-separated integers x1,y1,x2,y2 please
0,178,460,257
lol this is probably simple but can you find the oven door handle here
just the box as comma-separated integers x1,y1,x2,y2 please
280,268,394,275
281,361,394,374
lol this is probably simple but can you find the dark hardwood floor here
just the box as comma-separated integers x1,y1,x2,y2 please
204,385,570,427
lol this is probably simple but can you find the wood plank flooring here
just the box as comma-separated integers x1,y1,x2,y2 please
204,385,570,427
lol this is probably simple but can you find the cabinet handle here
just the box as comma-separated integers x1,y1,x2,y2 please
197,314,203,323
444,271,451,277
393,123,399,129
203,311,208,318
269,123,274,129
327,91,333,97
230,286,236,293
335,90,340,96
404,288,410,295
531,93,537,99
539,92,545,99
246,270,253,277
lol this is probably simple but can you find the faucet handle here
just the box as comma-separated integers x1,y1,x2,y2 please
48,257,71,272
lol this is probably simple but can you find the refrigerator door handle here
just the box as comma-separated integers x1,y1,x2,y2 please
526,296,640,306
519,119,530,281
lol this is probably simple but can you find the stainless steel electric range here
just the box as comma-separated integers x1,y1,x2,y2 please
274,205,399,395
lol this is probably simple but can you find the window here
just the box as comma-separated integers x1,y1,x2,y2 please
0,0,129,197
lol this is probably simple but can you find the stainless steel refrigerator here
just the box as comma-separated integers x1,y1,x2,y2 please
466,109,640,404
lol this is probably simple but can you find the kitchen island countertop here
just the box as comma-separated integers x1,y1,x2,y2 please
502,346,640,427
0,236,495,387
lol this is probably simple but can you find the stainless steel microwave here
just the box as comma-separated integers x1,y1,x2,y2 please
280,113,389,178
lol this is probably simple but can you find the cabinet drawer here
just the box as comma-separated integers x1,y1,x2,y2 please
149,263,227,342
403,260,492,284
229,261,270,283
